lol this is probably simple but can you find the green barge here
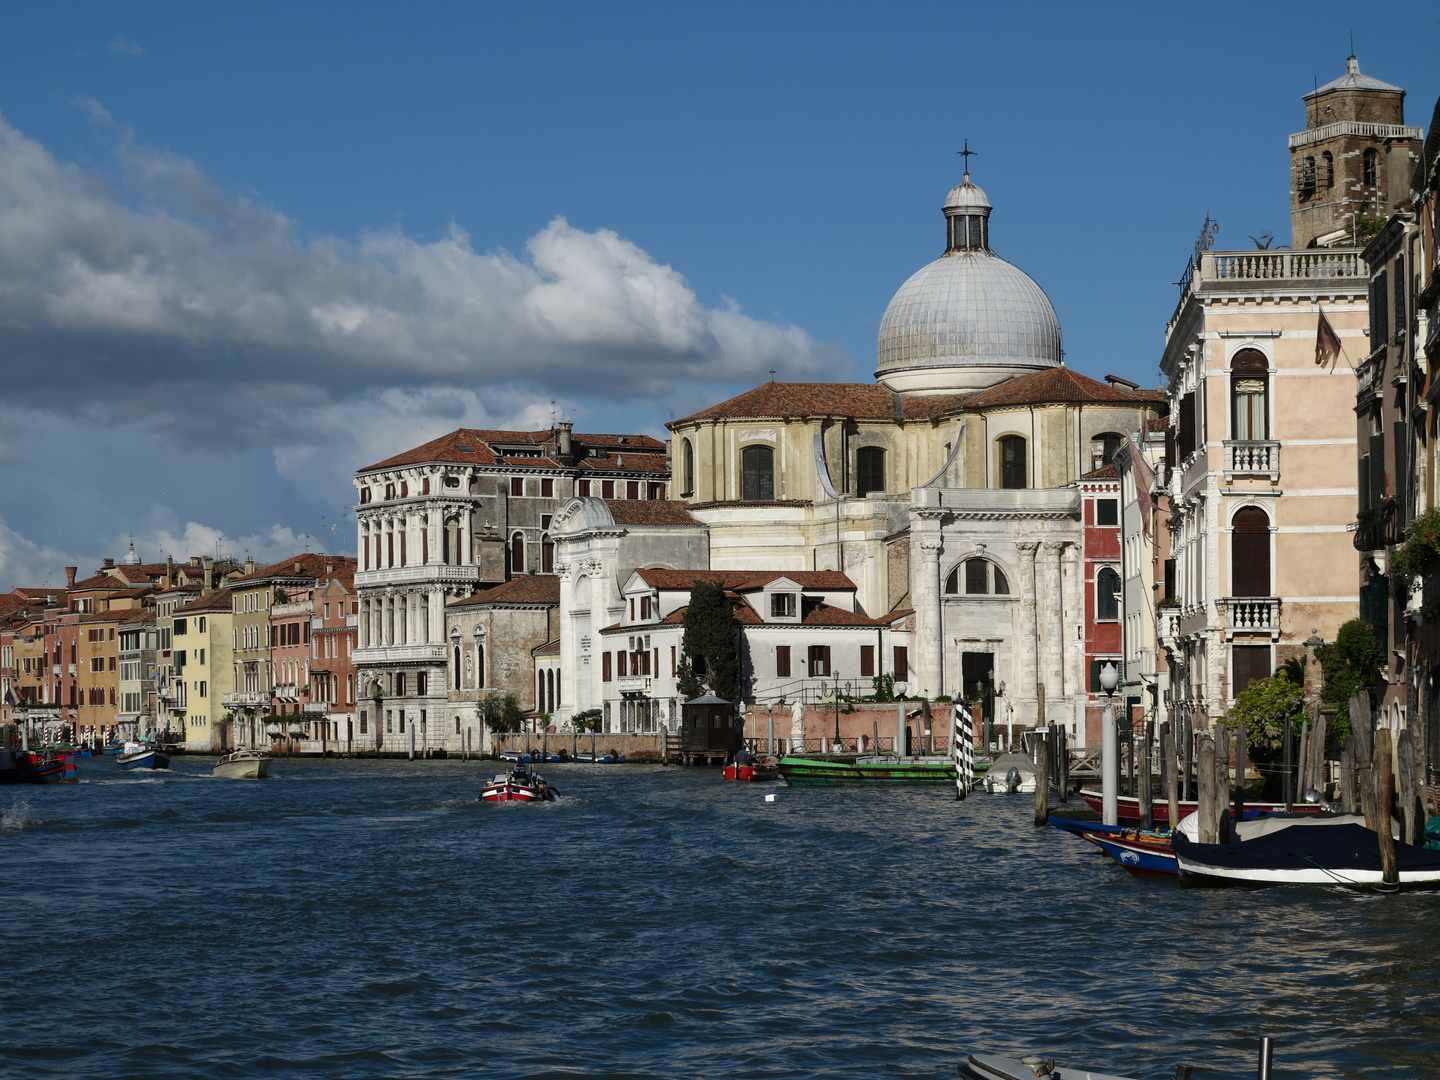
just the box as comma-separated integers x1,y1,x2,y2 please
778,753,972,787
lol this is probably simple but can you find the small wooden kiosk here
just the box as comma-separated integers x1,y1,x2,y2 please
679,693,739,765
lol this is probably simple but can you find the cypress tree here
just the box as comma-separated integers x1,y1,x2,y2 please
681,580,739,701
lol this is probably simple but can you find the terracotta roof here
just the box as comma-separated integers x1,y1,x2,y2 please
1143,416,1169,436
448,574,560,608
605,501,701,527
669,382,971,427
1081,464,1119,479
646,601,885,629
69,573,134,592
962,367,1168,408
173,588,235,615
633,569,856,591
360,428,665,473
576,453,669,474
229,553,357,586
685,500,814,510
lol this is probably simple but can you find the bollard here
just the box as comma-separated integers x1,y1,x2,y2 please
1257,1036,1274,1080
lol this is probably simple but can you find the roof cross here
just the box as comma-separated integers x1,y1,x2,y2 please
955,139,977,169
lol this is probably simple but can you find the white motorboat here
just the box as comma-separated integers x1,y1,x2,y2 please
983,752,1037,794
958,1052,1133,1080
212,750,272,779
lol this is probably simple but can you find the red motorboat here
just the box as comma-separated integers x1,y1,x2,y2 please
0,749,72,784
723,761,781,781
1078,789,1328,824
479,765,557,803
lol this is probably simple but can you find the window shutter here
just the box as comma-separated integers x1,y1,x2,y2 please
776,646,790,678
1394,421,1409,526
1089,659,1101,692
1359,454,1371,512
1395,254,1406,335
1369,433,1386,507
860,645,874,677
894,647,908,682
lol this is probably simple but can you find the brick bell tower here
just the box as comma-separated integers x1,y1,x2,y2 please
1289,56,1422,249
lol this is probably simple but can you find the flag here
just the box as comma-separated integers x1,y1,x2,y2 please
1314,308,1342,371
1126,434,1157,539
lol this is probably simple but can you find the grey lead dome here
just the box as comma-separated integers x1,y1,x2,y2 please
875,174,1062,394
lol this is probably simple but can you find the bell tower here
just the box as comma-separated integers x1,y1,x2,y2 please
1289,56,1421,248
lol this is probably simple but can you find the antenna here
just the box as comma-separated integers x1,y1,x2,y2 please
1350,29,1354,55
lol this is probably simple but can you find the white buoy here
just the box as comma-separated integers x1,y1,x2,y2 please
765,793,777,803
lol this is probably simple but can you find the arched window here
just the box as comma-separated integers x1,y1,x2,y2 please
453,645,462,690
1090,432,1124,472
510,532,526,574
476,644,484,687
547,669,556,712
999,435,1027,489
1232,507,1271,597
1363,148,1378,187
1096,567,1120,620
538,670,545,711
682,438,695,496
945,559,1009,595
1321,150,1334,186
541,534,555,574
741,445,774,500
1231,349,1268,441
856,446,886,497
1300,155,1316,194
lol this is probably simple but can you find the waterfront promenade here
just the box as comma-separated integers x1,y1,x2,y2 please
2,757,1437,1078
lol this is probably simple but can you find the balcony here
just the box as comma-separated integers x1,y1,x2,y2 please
355,564,482,589
352,644,448,666
1289,120,1421,149
1177,603,1211,638
617,675,652,694
223,691,271,707
272,600,313,618
1223,441,1279,482
1172,247,1365,327
273,684,298,701
346,614,359,628
303,701,331,715
1157,608,1182,647
1222,597,1281,641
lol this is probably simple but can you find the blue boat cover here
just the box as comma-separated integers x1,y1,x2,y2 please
1174,824,1440,873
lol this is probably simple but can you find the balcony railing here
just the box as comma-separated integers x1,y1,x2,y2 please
1222,597,1281,640
352,644,448,665
1289,120,1421,149
303,701,331,714
273,684,298,701
355,564,482,588
617,675,652,693
223,691,270,707
271,600,313,618
1223,440,1280,481
1204,250,1365,282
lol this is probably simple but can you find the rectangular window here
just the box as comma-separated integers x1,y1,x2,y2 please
360,713,368,734
770,593,796,618
602,653,612,681
175,619,187,636
617,651,628,677
396,673,407,696
807,645,831,677
198,617,206,633
776,645,791,677
640,596,652,619
894,646,909,682
417,672,428,695
511,477,524,497
860,645,875,677
627,481,639,500
648,483,665,500
578,479,591,497
670,646,676,677
1095,499,1118,526
602,480,615,499
541,478,554,498
199,681,207,698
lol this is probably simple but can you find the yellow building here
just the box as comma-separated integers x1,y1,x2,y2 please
171,588,235,752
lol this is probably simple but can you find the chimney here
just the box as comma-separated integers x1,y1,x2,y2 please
244,556,255,574
326,561,334,575
294,561,302,573
103,557,115,569
64,567,77,588
202,556,214,594
557,421,574,463
1105,374,1139,391
164,555,174,590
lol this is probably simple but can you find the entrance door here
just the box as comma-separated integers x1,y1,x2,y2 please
961,652,995,745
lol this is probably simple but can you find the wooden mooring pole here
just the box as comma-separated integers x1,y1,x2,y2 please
1160,721,1179,826
1138,719,1153,829
1034,683,1049,825
1197,735,1217,844
1375,727,1398,886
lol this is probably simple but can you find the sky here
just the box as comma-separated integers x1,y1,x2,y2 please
0,2,1436,587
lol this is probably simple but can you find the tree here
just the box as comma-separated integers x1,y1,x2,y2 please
675,655,703,701
680,580,739,701
569,709,602,732
1222,672,1307,752
1316,618,1384,742
478,692,525,733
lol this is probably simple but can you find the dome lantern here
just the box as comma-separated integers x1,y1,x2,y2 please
943,172,991,253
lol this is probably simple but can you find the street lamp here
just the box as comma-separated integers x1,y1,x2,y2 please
833,670,842,751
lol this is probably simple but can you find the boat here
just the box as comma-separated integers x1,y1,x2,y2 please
1085,829,1177,877
982,752,1037,793
723,759,781,781
778,753,958,786
0,749,69,785
1050,815,1129,838
574,751,625,763
1078,788,1330,824
212,750,272,779
1172,813,1440,888
958,1051,1134,1080
117,742,171,770
479,763,557,802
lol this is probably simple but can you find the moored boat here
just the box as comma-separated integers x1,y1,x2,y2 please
723,760,781,781
212,750,272,779
117,742,171,770
958,1052,1134,1080
982,752,1037,793
479,763,556,802
1084,829,1177,877
779,753,958,786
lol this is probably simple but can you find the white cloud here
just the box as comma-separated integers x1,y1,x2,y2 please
107,36,144,56
0,516,78,589
0,108,841,455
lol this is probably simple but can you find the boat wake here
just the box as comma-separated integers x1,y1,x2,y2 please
1,795,35,829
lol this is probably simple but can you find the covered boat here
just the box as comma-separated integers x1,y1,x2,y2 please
958,1052,1134,1080
212,750,272,779
1078,788,1329,823
479,764,556,802
779,754,957,786
117,742,171,770
983,752,1037,794
1172,814,1440,888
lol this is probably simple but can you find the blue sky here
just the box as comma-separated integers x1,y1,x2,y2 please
0,2,1436,586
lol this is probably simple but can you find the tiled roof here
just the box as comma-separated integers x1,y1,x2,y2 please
605,501,701,527
1080,464,1119,479
647,601,885,629
633,569,856,591
360,428,666,473
229,553,357,586
669,382,971,426
69,573,133,592
173,588,235,615
576,452,668,474
448,574,560,608
685,500,814,510
962,367,1168,408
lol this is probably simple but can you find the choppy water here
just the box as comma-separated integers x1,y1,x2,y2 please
3,757,1440,1079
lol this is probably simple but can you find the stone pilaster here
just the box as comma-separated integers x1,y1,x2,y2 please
1016,541,1040,724
911,512,945,698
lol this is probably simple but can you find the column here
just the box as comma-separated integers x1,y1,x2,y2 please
910,512,944,698
1041,540,1066,712
1016,541,1039,725
1060,541,1083,738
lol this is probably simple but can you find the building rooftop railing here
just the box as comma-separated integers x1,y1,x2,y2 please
1289,121,1421,149
1170,248,1366,327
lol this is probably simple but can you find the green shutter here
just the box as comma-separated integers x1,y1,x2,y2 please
1370,433,1386,507
1089,659,1101,692
1359,454,1371,512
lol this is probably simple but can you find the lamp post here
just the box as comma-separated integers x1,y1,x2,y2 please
1100,661,1120,826
833,671,842,751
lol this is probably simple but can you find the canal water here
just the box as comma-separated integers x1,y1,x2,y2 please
2,757,1439,1080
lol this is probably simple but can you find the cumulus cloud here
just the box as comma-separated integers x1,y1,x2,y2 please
0,108,839,455
0,516,78,589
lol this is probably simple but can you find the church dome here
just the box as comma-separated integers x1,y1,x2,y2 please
876,173,1062,394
